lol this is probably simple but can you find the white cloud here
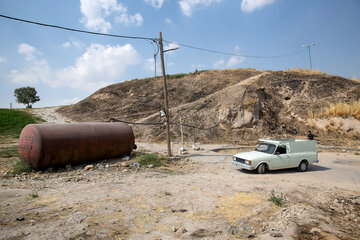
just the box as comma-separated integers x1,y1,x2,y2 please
62,42,71,48
62,38,85,49
9,43,141,92
9,59,53,84
226,56,244,68
213,56,245,69
213,59,225,69
192,64,206,70
61,97,80,105
165,18,172,24
0,56,7,63
80,0,143,33
115,13,143,26
145,58,155,72
178,0,222,17
144,0,164,9
164,42,180,54
241,0,276,12
234,45,240,51
56,43,141,91
18,43,38,61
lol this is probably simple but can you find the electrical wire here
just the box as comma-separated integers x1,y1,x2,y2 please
1,14,304,59
109,118,164,125
0,14,156,41
163,39,304,59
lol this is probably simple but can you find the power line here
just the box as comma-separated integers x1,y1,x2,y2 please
0,14,156,41
1,13,305,59
163,39,304,59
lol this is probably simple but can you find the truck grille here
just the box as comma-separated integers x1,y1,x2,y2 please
235,157,246,163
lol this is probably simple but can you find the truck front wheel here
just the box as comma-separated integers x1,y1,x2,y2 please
257,163,266,174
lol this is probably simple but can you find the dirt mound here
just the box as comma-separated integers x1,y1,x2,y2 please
57,69,360,143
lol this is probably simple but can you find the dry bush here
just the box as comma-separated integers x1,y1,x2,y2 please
351,76,360,83
242,98,258,111
307,109,314,119
286,68,323,75
311,99,360,120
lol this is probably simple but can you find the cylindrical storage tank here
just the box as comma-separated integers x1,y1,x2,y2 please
19,122,135,171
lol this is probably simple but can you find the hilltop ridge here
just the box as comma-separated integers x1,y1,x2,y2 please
57,69,360,144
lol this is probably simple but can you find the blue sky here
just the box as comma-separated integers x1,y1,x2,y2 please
0,0,359,108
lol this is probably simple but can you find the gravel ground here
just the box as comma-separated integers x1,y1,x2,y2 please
1,142,360,240
1,108,359,239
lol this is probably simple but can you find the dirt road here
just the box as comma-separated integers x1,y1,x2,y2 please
1,143,360,240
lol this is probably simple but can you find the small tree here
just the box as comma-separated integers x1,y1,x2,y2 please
14,86,40,108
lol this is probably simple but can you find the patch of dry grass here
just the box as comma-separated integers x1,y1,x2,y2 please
308,99,360,120
286,68,324,75
351,76,360,83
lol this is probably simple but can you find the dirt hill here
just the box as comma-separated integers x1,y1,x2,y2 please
57,69,360,144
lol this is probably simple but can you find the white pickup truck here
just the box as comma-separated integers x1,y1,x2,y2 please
232,139,319,174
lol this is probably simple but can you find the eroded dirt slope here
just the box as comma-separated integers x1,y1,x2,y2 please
57,69,360,143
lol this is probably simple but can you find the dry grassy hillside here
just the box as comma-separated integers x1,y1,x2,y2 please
57,69,360,144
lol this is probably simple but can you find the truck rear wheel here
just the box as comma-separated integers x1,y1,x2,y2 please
257,163,266,174
298,161,308,172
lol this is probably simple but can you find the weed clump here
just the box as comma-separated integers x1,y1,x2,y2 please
268,190,286,207
12,160,32,175
30,193,39,198
136,152,164,167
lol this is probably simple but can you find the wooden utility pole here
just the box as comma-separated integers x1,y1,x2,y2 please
180,117,184,147
159,32,172,156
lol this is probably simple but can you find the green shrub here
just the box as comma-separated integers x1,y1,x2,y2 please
30,193,39,198
12,160,32,174
136,152,163,167
268,190,286,207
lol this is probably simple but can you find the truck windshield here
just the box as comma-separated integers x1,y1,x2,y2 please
255,143,276,154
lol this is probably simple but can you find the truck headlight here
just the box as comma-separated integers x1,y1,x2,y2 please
245,160,252,165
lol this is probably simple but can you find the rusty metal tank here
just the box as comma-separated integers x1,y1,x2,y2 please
19,122,135,171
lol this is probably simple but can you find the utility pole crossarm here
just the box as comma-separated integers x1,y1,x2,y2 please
303,42,316,70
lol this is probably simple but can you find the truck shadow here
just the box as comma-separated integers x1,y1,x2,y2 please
238,165,330,175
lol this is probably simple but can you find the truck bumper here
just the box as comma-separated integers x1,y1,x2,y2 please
232,160,255,170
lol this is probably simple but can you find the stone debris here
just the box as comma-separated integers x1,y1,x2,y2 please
84,165,94,171
269,228,283,238
192,144,202,151
350,195,360,205
179,147,188,155
128,163,140,169
310,227,321,233
270,232,283,237
171,209,188,213
190,229,222,238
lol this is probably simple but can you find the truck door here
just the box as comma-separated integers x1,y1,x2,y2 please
272,145,290,169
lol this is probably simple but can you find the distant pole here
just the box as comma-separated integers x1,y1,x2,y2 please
159,32,172,157
303,43,316,70
154,54,157,77
10,103,12,109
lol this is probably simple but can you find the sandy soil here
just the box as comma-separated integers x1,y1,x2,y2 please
1,142,360,240
31,107,74,123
